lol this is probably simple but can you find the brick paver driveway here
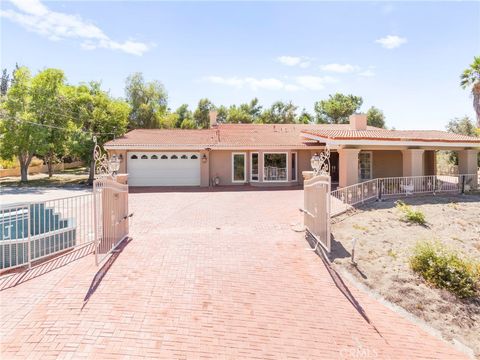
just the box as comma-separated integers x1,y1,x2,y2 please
0,189,466,359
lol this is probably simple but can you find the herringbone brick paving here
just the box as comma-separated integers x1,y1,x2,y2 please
0,190,467,359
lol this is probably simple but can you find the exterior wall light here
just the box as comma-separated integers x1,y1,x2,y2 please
311,153,321,174
109,154,121,175
202,154,208,163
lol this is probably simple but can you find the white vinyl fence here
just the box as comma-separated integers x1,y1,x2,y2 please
0,193,98,272
330,174,479,216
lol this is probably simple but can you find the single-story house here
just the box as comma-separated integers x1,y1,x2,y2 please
104,113,480,188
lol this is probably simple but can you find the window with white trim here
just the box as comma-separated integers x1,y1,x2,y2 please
264,153,288,182
232,153,246,182
250,153,259,181
291,152,297,181
358,152,372,181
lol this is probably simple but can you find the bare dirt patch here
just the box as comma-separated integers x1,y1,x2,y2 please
331,194,480,357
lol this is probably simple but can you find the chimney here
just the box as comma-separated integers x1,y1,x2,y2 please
349,113,367,130
209,110,218,128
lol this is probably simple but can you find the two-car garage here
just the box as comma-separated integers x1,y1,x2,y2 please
127,152,201,186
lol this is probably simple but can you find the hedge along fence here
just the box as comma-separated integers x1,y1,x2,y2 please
0,161,85,178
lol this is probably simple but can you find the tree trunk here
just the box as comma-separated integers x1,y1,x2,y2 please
20,163,28,182
47,154,54,178
88,158,95,185
473,84,480,128
18,154,33,183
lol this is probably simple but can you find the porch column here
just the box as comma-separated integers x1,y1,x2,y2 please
458,149,479,174
402,149,424,177
338,148,360,188
200,150,210,187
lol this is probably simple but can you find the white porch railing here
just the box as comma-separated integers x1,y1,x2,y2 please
0,193,98,272
330,174,479,216
264,166,287,181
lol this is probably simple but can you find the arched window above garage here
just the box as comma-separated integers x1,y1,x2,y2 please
130,155,138,159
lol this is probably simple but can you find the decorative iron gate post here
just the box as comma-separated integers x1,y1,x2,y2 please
92,138,130,265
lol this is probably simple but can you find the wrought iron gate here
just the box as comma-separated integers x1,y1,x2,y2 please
93,141,130,265
303,175,331,252
93,177,129,265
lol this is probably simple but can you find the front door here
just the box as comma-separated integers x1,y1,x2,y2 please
330,151,339,183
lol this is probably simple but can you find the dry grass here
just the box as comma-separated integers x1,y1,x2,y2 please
331,194,480,356
0,167,89,187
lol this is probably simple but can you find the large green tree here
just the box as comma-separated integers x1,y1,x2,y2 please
193,98,215,128
216,105,228,123
69,82,130,183
444,116,479,166
460,56,480,127
174,104,194,128
314,93,363,124
366,106,386,128
298,109,313,124
0,67,45,182
446,116,477,137
258,101,297,124
125,72,168,129
216,98,262,124
30,68,72,177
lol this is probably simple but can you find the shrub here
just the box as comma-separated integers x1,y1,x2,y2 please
0,157,43,169
395,200,426,225
0,158,17,169
410,241,479,298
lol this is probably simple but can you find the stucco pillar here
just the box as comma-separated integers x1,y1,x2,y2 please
338,148,360,188
402,149,424,177
458,149,478,175
258,151,264,182
200,150,210,187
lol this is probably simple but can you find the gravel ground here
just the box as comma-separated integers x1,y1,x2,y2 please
331,193,480,357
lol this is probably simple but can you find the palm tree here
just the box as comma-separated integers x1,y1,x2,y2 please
460,56,480,127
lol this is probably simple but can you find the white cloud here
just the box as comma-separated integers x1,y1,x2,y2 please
277,56,301,66
205,74,338,92
294,76,337,90
1,0,151,56
277,56,311,68
358,69,375,77
320,63,359,73
204,76,299,91
375,35,407,49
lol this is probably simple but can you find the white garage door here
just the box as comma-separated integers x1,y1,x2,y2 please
127,152,201,186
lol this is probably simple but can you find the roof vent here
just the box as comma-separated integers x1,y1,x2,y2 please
349,113,367,131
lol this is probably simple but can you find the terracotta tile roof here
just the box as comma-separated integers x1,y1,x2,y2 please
301,128,480,143
104,129,219,148
104,124,480,149
105,124,353,149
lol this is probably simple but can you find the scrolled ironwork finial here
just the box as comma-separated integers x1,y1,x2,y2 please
311,146,331,176
93,143,112,179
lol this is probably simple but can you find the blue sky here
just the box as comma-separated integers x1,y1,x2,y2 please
1,0,479,130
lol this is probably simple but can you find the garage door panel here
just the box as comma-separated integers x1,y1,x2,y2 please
128,152,201,186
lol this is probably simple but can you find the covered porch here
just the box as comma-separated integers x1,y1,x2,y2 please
330,148,479,188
